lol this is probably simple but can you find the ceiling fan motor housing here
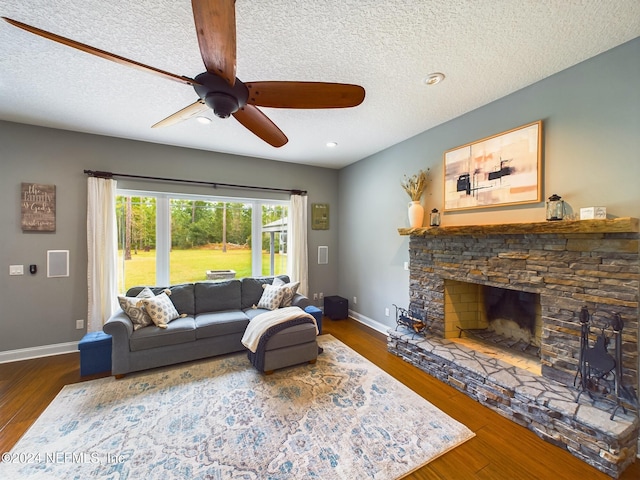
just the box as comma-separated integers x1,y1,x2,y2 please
194,72,248,118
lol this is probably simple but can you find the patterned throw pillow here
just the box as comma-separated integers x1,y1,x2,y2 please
118,287,155,330
272,277,300,307
139,290,182,329
257,284,287,311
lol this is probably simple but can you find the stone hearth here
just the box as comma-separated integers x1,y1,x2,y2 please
395,218,639,477
388,329,637,477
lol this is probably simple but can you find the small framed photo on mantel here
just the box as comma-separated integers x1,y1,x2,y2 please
21,183,56,232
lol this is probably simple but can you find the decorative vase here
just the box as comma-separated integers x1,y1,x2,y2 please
408,201,424,228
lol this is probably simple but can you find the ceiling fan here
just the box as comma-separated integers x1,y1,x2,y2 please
2,0,365,148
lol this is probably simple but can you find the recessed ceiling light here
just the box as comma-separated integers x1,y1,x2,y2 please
424,72,445,86
196,116,212,124
326,141,338,148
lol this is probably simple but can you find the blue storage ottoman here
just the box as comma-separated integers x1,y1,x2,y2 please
78,331,112,376
304,305,323,334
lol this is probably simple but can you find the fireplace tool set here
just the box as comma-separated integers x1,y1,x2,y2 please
574,306,638,420
393,304,428,336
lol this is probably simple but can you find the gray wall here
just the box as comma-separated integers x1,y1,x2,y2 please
2,37,638,355
0,124,339,353
338,37,640,331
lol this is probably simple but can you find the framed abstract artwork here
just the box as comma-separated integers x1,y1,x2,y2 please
443,121,542,211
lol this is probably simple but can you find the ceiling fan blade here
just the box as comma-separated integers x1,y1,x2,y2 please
2,17,197,86
152,100,209,128
245,82,365,109
233,105,288,148
191,0,236,86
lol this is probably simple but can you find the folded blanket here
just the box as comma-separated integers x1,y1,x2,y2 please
242,306,317,353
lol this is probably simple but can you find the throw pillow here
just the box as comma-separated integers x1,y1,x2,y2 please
118,287,155,330
257,284,287,311
139,290,183,328
272,277,300,307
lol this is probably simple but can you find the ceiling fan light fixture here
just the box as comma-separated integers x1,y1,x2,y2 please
424,72,445,86
205,92,239,119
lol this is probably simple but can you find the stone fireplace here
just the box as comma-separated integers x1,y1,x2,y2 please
390,218,639,477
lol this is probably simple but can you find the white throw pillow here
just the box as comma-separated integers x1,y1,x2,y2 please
118,287,155,330
139,290,182,328
257,284,287,311
273,277,300,307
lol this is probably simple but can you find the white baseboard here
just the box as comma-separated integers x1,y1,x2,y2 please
0,341,79,364
347,310,390,335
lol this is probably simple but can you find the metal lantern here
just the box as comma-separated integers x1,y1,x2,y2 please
429,208,440,227
546,194,565,221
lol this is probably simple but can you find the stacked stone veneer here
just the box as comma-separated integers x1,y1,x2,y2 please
392,220,640,477
406,226,639,390
388,330,638,477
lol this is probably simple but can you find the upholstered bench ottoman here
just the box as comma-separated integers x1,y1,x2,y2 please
78,331,112,376
304,305,323,334
244,307,320,374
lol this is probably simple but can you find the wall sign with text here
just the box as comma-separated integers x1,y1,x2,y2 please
21,183,56,232
311,203,329,230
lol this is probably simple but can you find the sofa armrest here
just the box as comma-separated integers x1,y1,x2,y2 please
103,309,134,376
103,309,134,339
291,293,311,309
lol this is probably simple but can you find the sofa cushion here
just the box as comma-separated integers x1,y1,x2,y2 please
194,311,250,339
129,316,196,351
126,283,195,316
264,323,318,351
195,280,241,314
241,275,289,309
118,287,155,330
243,307,271,320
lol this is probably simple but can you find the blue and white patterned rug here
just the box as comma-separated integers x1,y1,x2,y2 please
1,335,474,479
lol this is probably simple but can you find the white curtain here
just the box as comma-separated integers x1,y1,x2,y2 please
87,177,119,332
287,194,309,296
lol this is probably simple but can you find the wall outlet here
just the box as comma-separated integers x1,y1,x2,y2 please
313,293,318,300
76,319,84,330
404,261,409,271
319,292,324,299
353,296,357,305
9,265,24,276
385,307,390,316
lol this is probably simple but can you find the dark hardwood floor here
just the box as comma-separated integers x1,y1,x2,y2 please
1,317,638,479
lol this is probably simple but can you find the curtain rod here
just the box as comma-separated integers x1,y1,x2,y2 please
84,170,306,196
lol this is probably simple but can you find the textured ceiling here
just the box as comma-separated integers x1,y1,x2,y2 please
1,1,639,168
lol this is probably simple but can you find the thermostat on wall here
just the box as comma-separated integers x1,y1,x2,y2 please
580,207,606,220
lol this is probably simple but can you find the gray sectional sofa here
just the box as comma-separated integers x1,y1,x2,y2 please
103,275,319,377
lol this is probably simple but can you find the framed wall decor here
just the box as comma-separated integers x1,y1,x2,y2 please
21,183,56,231
443,121,542,212
311,203,329,230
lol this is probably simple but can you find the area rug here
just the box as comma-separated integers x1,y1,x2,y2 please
1,335,474,479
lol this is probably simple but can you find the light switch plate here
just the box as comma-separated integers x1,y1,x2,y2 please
9,265,24,276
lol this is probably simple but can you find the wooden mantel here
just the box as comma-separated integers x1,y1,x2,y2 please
398,217,639,236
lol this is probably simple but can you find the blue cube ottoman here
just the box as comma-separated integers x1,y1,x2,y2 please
78,331,112,376
304,305,323,334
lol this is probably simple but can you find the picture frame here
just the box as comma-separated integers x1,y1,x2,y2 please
21,183,56,231
443,121,542,212
311,203,329,230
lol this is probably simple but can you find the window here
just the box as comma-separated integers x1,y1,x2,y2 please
116,190,288,292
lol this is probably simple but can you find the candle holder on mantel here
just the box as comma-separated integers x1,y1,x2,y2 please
429,208,440,227
546,194,565,221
